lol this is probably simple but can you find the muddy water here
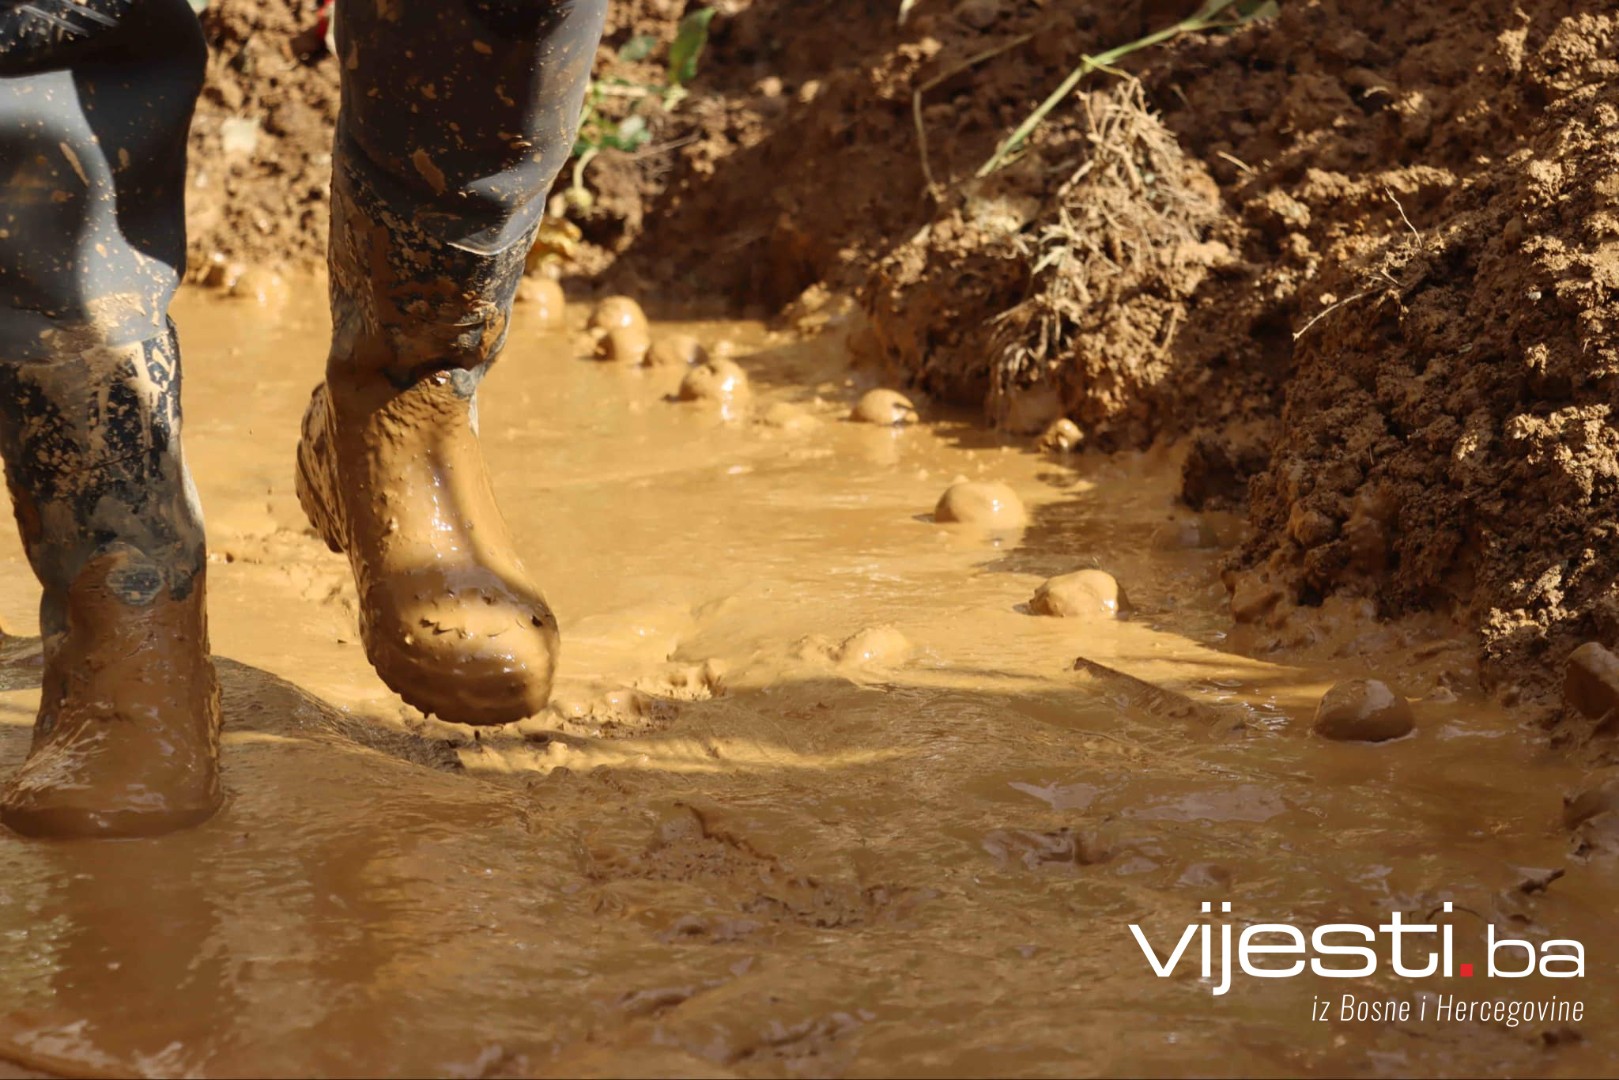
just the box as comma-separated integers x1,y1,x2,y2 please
0,288,1615,1077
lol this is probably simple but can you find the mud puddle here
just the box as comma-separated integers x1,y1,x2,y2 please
0,289,1614,1077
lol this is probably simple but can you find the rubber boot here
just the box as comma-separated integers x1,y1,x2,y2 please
295,0,607,725
0,332,220,838
0,0,219,838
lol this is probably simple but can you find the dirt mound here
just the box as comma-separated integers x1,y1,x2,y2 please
591,0,1184,309
180,0,695,281
1164,1,1619,706
613,0,1619,706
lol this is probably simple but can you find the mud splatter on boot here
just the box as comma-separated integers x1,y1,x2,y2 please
297,161,561,725
296,361,560,725
0,331,221,838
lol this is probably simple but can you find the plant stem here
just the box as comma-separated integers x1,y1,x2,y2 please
975,0,1243,179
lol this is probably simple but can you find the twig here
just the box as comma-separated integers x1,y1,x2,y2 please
1157,305,1182,356
1385,186,1422,242
977,0,1254,179
1292,288,1377,341
1216,149,1255,174
629,134,701,159
913,33,1036,195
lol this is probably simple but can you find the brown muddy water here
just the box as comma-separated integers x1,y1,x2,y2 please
0,287,1615,1078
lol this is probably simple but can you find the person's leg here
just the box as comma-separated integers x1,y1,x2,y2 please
297,0,606,724
0,0,219,837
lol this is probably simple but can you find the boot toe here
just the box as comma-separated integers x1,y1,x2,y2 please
1,724,221,839
361,570,559,725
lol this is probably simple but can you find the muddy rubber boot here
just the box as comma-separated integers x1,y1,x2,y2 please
0,332,221,839
296,0,606,725
0,0,219,837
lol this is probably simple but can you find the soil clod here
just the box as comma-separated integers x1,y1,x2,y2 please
588,295,648,335
1031,570,1127,620
1566,643,1619,723
516,277,566,325
595,325,652,364
933,480,1026,528
678,358,750,406
1037,418,1083,453
1312,679,1414,743
851,389,919,426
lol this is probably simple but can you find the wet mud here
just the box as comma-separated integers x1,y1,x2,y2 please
0,290,1617,1076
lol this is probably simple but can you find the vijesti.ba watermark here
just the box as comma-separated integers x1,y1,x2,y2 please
1130,900,1586,1022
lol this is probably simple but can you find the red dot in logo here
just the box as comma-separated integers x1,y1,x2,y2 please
1460,963,1474,978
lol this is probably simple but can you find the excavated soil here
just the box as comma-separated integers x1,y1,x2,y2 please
186,0,339,278
180,0,1619,716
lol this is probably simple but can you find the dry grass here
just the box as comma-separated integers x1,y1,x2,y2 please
989,81,1224,419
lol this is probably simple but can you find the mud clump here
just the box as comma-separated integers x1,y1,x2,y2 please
865,82,1233,443
836,625,912,667
1030,570,1126,621
1312,679,1414,743
228,267,290,307
588,295,649,334
934,481,1026,529
595,326,652,364
678,358,750,406
644,334,708,368
590,296,652,363
850,388,919,426
1037,418,1083,454
516,277,566,325
1566,643,1619,723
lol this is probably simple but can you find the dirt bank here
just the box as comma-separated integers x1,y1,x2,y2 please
1194,2,1619,717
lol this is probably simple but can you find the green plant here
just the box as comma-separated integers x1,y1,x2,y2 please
974,0,1279,178
566,6,716,211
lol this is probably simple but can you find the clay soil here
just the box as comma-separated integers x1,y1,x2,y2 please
2,2,1618,1075
182,0,1619,727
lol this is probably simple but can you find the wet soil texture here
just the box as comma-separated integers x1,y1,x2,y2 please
0,293,1615,1076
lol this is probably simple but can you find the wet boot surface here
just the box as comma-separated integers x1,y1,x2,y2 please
296,367,559,725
